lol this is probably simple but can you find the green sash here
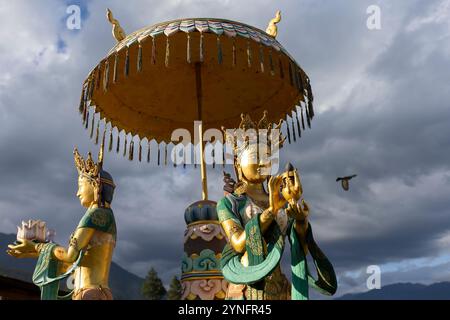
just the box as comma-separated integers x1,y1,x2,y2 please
32,243,84,300
221,214,284,285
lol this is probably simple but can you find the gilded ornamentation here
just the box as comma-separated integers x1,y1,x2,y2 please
266,10,281,38
106,8,126,42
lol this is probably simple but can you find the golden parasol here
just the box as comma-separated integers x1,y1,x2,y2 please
78,10,315,200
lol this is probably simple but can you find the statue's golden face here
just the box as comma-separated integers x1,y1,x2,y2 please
239,145,272,184
77,176,95,208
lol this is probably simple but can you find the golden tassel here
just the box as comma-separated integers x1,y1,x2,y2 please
90,113,95,138
165,37,170,67
259,45,265,73
79,86,86,114
232,40,236,67
164,144,168,166
247,41,252,68
151,37,156,65
301,105,305,130
109,128,113,152
138,140,142,162
113,53,118,83
137,43,143,72
291,116,296,142
278,57,284,78
199,33,204,62
95,120,100,145
123,134,128,157
186,34,191,63
124,47,130,76
116,132,121,154
269,50,274,75
85,109,89,129
103,60,109,91
295,109,302,138
173,145,177,167
95,66,101,90
129,140,134,161
157,145,161,166
286,117,291,144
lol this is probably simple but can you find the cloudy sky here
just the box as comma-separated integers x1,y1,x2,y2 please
0,0,449,298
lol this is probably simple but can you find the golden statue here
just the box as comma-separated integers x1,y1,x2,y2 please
7,146,117,300
266,10,281,38
218,112,337,300
106,8,126,42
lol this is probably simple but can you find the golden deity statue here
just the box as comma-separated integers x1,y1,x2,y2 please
218,112,337,300
7,146,117,300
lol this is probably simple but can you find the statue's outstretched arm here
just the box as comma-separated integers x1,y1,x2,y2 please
50,227,95,263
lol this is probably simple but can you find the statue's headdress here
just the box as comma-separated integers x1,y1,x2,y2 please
73,145,115,188
222,110,286,159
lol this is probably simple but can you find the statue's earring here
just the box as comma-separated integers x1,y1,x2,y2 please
234,164,248,195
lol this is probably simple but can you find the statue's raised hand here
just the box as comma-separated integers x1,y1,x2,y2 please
268,175,287,213
7,239,39,258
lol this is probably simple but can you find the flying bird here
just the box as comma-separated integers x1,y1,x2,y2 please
336,174,357,191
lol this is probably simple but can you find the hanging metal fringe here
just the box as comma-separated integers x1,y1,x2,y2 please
165,37,170,67
222,142,226,168
164,144,168,166
186,34,191,63
138,141,142,162
128,140,134,161
278,57,284,78
90,113,95,138
194,144,197,169
113,53,118,83
286,118,291,144
217,36,223,65
199,33,204,62
103,60,109,91
295,109,302,138
137,43,143,72
232,40,236,67
183,145,187,169
85,110,89,129
212,147,216,169
305,106,311,128
174,145,177,167
123,134,128,157
109,128,113,152
101,124,106,147
269,50,274,75
124,47,130,76
291,116,296,142
79,86,86,114
157,145,161,166
95,120,100,145
301,105,306,130
247,41,252,68
95,66,101,90
259,45,264,73
151,37,156,65
147,141,151,163
116,133,121,154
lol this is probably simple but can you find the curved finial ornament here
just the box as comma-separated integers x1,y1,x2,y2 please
266,10,281,38
106,8,126,42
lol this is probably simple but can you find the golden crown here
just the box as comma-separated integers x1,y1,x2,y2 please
222,111,286,156
73,146,103,181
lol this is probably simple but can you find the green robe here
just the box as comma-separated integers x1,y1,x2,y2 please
217,193,337,300
32,207,116,300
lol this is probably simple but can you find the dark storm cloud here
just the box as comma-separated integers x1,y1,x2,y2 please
1,0,449,295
